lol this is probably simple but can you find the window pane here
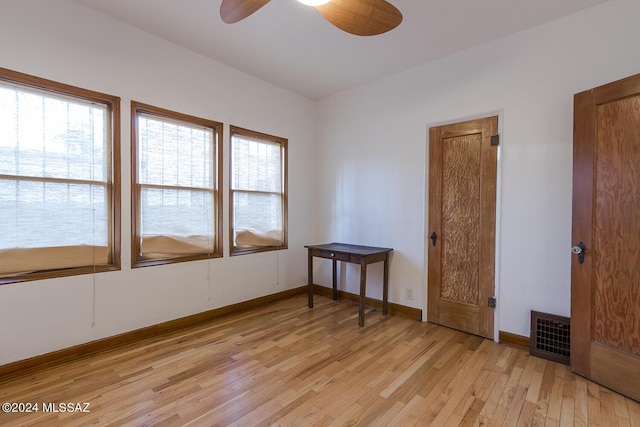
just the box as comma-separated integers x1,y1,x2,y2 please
0,81,110,253
233,191,282,234
138,114,213,189
140,187,214,239
0,180,108,249
231,136,282,192
0,85,107,181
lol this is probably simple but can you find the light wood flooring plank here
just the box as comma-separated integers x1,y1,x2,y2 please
1,294,639,426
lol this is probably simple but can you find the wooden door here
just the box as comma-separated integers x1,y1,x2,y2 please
572,73,640,401
427,116,498,339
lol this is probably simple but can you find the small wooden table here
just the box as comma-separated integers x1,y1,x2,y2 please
305,243,393,326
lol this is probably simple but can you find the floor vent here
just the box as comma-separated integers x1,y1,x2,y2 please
530,311,570,365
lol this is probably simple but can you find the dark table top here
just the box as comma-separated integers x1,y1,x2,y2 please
305,242,393,256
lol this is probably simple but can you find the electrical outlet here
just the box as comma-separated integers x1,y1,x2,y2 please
406,289,413,301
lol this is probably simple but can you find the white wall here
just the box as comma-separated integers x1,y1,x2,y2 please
314,0,640,337
0,0,316,365
2,0,639,366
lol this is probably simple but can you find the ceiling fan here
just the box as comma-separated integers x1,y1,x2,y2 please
220,0,403,36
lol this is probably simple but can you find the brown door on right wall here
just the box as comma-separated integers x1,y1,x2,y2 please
572,73,640,401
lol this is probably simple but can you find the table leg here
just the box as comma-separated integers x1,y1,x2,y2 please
359,260,367,326
332,259,338,300
308,249,313,308
383,254,389,316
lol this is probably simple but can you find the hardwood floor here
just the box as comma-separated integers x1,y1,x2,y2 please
1,294,638,426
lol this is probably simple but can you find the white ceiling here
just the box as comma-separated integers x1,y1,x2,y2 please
72,0,609,100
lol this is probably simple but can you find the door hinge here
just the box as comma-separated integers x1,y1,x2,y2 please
487,296,497,308
490,134,500,146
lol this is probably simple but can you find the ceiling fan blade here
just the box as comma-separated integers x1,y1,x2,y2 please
316,0,402,36
220,0,271,24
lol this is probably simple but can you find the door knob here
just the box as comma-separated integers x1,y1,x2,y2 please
572,242,585,264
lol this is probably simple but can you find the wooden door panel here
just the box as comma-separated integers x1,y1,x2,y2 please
591,342,640,402
442,134,481,306
594,97,640,356
572,73,640,401
428,116,497,339
438,299,480,335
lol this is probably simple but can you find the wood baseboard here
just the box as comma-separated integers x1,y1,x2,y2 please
499,331,530,351
312,284,422,321
0,286,307,380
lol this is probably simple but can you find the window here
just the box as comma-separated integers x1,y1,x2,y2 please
230,126,287,255
131,102,222,267
0,67,120,283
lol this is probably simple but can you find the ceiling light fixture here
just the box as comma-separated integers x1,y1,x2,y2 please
297,0,331,6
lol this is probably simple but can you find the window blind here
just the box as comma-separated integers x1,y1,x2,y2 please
0,82,110,276
231,134,284,248
136,113,216,259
